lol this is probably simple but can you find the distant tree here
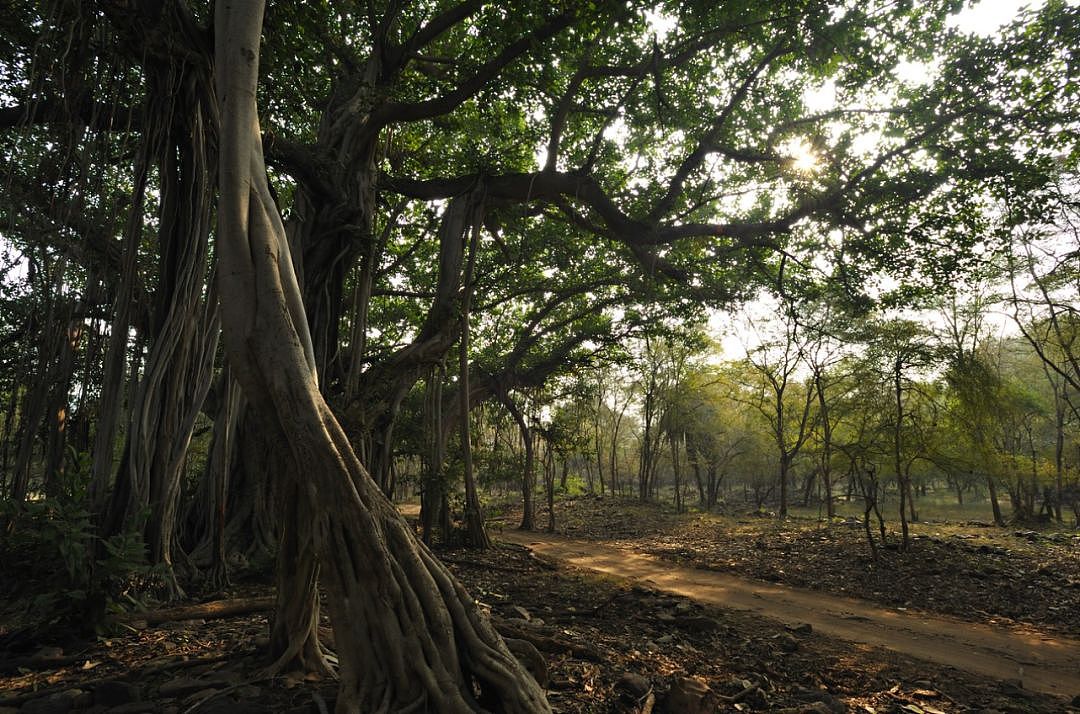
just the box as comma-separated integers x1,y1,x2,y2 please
736,303,816,518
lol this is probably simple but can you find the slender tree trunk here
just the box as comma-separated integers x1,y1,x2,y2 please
421,365,448,545
11,266,64,507
609,402,626,495
89,144,149,518
544,440,555,533
43,301,82,495
986,472,1004,526
459,277,489,549
594,388,605,496
708,465,720,508
670,431,682,513
814,373,834,519
502,393,534,531
0,385,20,495
905,475,919,523
778,453,790,518
204,374,241,588
894,359,910,550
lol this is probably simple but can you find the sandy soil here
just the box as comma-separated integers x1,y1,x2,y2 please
502,529,1080,699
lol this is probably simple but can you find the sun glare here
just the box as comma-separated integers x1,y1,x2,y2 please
781,138,819,173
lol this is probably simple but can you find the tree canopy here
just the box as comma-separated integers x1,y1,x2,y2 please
2,0,1079,711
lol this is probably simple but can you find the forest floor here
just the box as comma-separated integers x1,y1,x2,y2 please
0,499,1077,713
512,496,1080,639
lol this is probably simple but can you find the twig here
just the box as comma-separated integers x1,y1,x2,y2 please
493,622,603,662
0,653,99,675
180,675,275,714
110,596,275,625
0,653,243,708
142,652,237,676
440,556,528,573
718,681,761,704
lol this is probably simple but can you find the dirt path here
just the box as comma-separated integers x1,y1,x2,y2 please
500,530,1080,699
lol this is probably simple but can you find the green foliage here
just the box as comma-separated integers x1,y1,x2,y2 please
0,471,151,633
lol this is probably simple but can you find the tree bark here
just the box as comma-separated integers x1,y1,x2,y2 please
894,358,910,550
214,7,548,710
122,62,219,594
89,145,149,519
458,206,489,550
500,392,535,531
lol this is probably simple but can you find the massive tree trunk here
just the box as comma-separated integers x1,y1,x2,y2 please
214,6,548,711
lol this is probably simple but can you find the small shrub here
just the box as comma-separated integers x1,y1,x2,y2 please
0,484,150,634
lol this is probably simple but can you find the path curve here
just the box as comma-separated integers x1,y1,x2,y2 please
500,530,1080,699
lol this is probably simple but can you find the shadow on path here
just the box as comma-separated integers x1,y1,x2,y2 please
500,530,1080,699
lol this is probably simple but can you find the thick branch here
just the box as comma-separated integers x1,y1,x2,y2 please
371,11,574,127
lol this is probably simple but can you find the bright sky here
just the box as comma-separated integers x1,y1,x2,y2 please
949,0,1045,35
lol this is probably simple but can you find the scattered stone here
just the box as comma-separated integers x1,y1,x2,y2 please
198,699,265,714
501,617,531,628
235,685,264,699
775,633,800,652
786,622,813,636
790,688,845,714
664,676,716,714
717,677,754,695
673,615,721,632
159,677,227,699
94,680,141,707
615,672,652,702
108,703,157,714
21,689,91,714
772,703,829,714
674,601,694,614
183,688,225,706
504,604,532,621
743,686,769,709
